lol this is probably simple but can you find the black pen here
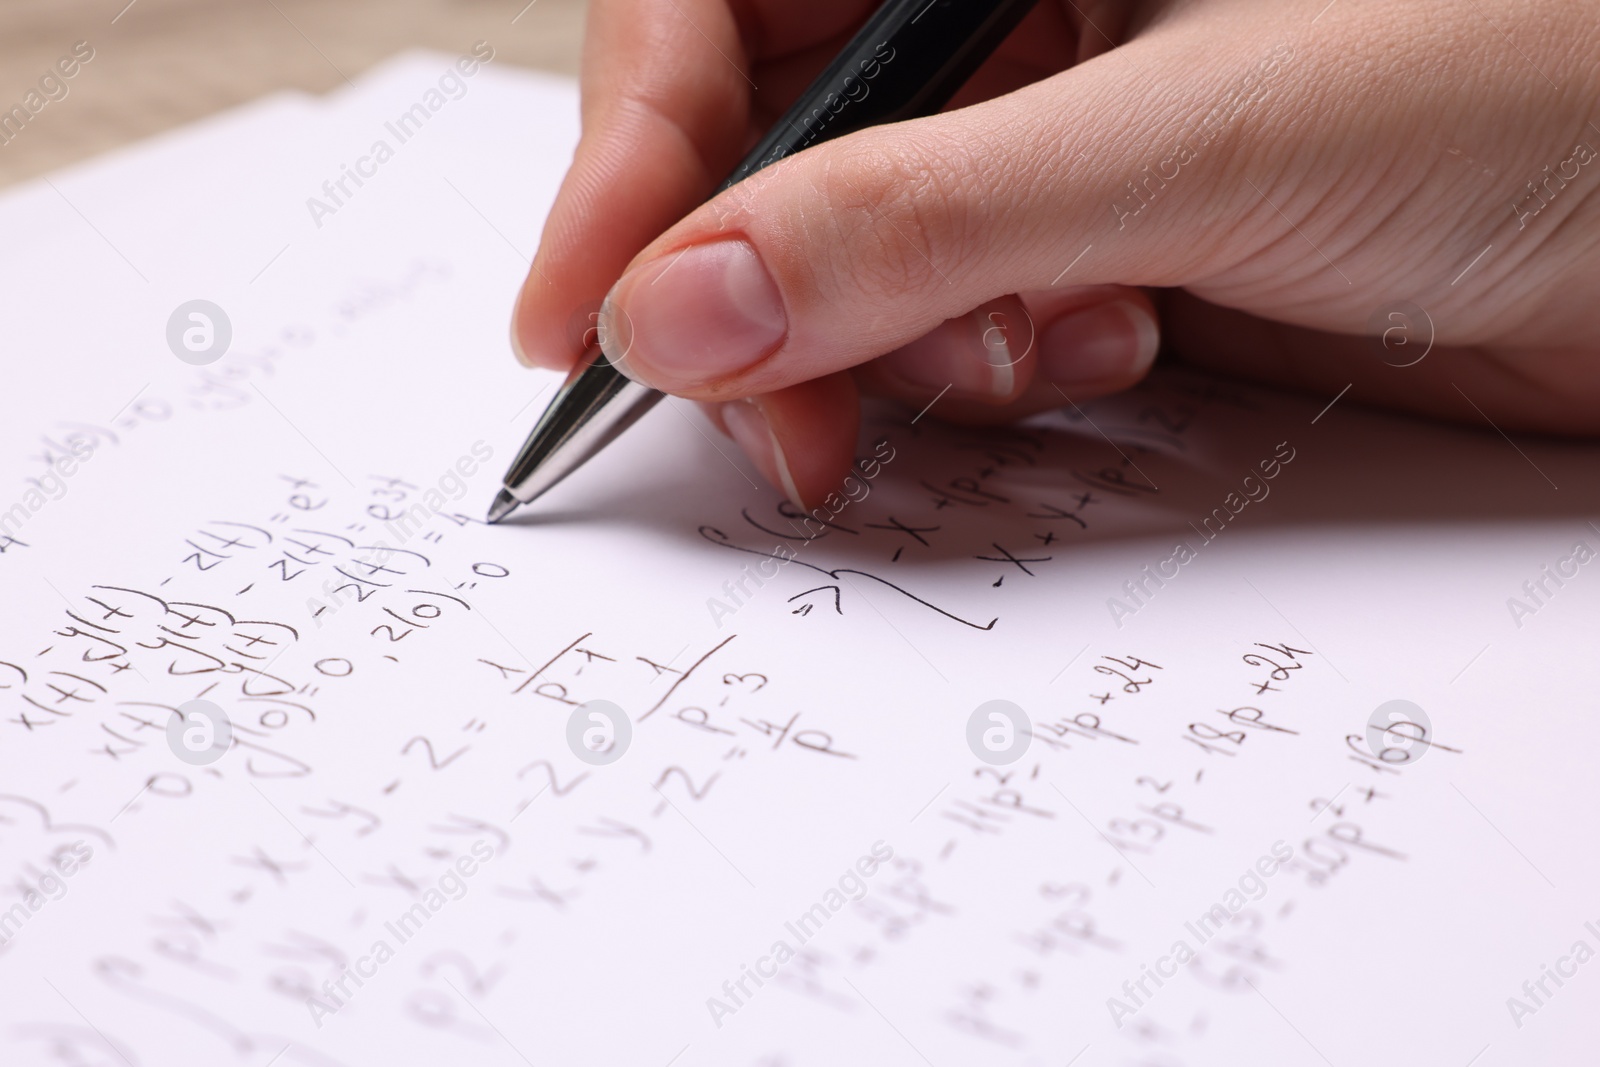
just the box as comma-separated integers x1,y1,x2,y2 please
488,0,1042,523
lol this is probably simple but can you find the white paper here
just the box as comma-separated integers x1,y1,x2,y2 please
1,51,1598,1067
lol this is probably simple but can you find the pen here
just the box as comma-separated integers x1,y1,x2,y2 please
488,0,1043,523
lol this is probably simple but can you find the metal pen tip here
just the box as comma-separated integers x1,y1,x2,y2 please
490,346,664,524
486,488,519,525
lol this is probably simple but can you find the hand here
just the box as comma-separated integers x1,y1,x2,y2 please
511,0,1600,507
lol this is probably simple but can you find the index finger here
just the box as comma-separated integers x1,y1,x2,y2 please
510,0,878,371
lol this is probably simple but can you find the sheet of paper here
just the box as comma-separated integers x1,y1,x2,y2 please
1,51,1598,1067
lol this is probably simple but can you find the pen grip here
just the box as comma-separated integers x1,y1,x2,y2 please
720,0,1041,190
496,0,1042,511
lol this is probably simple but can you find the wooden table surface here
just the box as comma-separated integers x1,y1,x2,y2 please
0,0,586,188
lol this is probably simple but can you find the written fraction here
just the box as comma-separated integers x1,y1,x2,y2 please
1,50,1598,1067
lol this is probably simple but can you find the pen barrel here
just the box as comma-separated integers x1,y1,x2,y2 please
721,0,1041,189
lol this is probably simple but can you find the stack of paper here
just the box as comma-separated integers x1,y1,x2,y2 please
0,49,1596,1067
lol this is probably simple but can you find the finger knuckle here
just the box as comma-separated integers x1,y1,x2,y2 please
808,134,983,299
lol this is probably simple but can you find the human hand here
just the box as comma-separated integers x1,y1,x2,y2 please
511,0,1600,506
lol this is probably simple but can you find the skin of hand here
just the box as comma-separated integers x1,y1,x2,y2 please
510,0,1600,507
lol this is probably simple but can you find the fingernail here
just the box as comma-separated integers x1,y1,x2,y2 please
721,398,803,509
1039,301,1159,385
879,306,1022,399
601,239,787,388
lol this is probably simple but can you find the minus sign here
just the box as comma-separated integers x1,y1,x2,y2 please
383,780,400,794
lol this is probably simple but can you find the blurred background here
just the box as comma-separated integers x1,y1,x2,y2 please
0,0,585,186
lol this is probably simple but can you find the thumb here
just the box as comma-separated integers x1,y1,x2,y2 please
597,10,1301,399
